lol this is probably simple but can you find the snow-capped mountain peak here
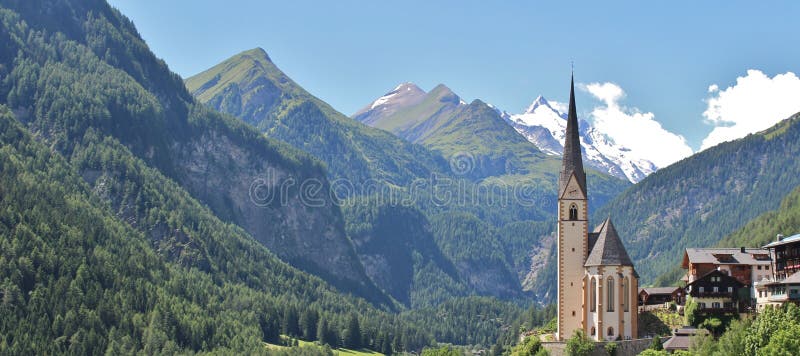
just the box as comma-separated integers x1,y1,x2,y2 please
506,96,658,183
368,82,425,110
525,95,560,115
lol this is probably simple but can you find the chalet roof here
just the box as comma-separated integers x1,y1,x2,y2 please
764,271,800,286
640,287,679,295
686,269,745,288
683,247,771,266
784,272,800,284
763,233,800,248
663,335,691,350
558,75,586,198
585,218,634,267
664,328,707,350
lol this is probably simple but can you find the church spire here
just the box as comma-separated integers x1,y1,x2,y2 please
559,74,587,197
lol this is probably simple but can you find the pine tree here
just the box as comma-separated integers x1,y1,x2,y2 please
343,314,361,349
317,318,330,347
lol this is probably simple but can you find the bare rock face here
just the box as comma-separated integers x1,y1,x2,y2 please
174,130,375,294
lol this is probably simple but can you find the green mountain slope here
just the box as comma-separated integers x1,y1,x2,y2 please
185,48,448,188
0,105,428,353
717,184,800,249
184,49,557,305
353,83,463,143
595,112,800,283
185,50,628,307
0,0,385,299
654,179,800,286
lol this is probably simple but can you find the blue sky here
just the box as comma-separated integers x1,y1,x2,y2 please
108,0,800,152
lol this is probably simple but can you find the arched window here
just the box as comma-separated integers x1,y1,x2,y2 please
569,204,578,220
591,326,596,336
607,327,614,337
607,277,615,312
590,278,597,312
623,277,630,312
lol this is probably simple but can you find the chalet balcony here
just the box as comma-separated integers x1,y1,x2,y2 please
692,291,734,298
768,294,800,302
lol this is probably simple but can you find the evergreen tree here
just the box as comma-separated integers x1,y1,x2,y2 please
343,314,362,349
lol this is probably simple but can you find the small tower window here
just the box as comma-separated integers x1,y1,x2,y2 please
591,326,596,336
569,204,578,220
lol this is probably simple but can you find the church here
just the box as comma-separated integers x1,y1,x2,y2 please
555,76,639,341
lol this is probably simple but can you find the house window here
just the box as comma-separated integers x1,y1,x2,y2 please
699,302,707,309
590,278,597,312
699,287,705,293
713,286,719,293
569,204,578,220
591,327,596,336
607,277,615,312
758,266,762,270
728,287,733,293
712,302,721,309
607,327,614,337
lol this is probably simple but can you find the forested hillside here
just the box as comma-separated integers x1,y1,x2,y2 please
0,0,386,298
0,106,432,353
654,180,800,285
0,0,457,352
595,113,800,283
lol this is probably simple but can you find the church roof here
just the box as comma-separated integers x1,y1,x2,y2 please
558,75,587,198
585,218,634,267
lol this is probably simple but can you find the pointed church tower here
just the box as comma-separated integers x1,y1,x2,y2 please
556,74,589,341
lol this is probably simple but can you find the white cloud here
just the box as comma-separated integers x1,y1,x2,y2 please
701,70,800,150
708,84,719,93
547,100,568,115
583,82,694,167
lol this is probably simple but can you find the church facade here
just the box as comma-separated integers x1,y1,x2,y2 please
556,76,639,341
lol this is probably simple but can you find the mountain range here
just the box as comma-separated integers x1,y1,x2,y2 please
505,96,658,183
0,0,446,353
355,84,658,183
5,0,800,352
186,50,634,306
353,80,800,291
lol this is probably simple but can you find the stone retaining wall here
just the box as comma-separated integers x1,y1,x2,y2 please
542,337,663,356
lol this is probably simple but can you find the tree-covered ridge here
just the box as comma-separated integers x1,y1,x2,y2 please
595,112,800,283
0,0,384,297
655,181,800,286
717,183,800,248
0,107,433,353
343,198,467,307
